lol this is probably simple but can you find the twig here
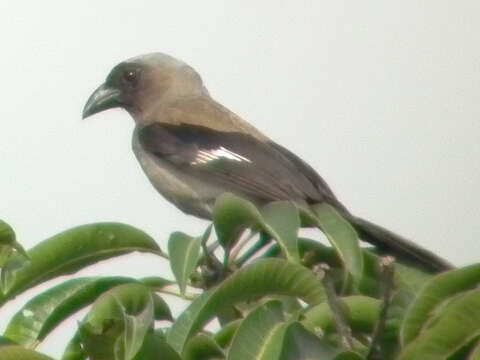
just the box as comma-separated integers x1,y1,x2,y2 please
314,263,353,350
366,256,395,360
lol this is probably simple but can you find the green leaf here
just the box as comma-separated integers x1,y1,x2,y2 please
261,202,300,263
64,302,171,360
168,232,201,294
302,295,381,335
152,293,173,321
333,351,364,360
312,203,364,286
397,288,480,360
4,277,138,348
213,193,263,250
214,194,301,261
400,264,480,346
297,237,340,266
184,334,225,360
77,321,122,360
270,295,303,315
167,258,325,353
0,345,54,359
214,319,243,348
279,322,336,360
469,341,480,360
0,223,160,305
447,335,480,360
277,237,432,297
0,219,28,261
217,306,243,326
227,300,287,360
1,255,28,296
121,300,155,360
139,276,174,289
0,336,16,346
79,283,155,360
61,331,84,360
359,245,433,296
227,301,335,360
0,220,29,292
393,261,433,293
380,290,414,358
133,330,181,360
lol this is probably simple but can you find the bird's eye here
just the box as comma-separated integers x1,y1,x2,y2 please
123,69,138,84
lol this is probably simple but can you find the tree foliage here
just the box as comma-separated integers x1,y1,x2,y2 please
0,194,478,359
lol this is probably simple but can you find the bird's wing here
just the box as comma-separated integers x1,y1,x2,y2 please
137,123,328,204
268,142,349,214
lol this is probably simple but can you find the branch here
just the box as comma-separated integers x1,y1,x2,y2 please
367,256,395,360
314,263,353,350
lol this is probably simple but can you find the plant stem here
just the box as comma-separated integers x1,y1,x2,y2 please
366,256,395,360
315,263,353,350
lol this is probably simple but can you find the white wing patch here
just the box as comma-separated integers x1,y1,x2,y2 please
192,146,251,165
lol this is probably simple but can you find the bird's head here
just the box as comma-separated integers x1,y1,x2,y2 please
82,53,205,120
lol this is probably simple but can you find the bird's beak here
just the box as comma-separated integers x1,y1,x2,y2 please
82,83,122,119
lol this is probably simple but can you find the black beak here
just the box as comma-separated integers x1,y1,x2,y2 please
82,83,123,119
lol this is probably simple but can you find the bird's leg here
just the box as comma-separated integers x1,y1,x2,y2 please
235,232,272,267
200,225,227,288
228,230,258,267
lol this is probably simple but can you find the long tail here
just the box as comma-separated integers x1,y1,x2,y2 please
348,216,454,272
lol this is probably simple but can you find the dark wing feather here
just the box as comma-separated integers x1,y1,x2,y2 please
138,123,327,204
269,142,350,214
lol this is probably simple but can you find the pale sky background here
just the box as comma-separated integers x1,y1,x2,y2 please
1,1,479,358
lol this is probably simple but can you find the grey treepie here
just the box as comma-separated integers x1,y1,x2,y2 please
83,53,452,272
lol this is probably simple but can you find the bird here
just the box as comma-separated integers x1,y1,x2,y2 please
82,52,452,272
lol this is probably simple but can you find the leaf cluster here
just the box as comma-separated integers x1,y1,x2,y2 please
0,194,479,359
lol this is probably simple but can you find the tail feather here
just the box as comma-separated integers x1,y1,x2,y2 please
348,216,454,272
